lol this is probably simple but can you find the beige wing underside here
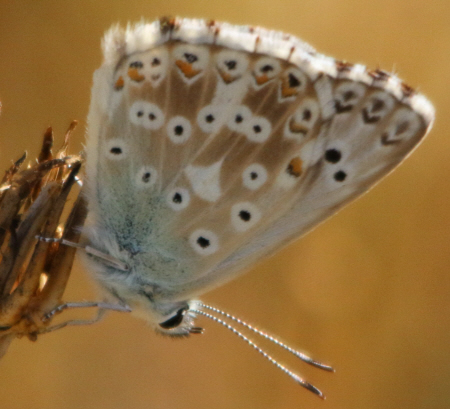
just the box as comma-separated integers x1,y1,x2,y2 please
85,22,433,300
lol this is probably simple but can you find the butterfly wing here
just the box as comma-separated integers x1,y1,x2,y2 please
208,84,433,288
85,18,434,304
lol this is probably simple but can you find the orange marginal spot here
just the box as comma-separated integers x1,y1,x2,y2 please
114,76,124,90
127,68,145,82
218,70,236,84
286,157,303,178
288,118,308,135
281,78,299,98
175,60,201,79
254,74,270,85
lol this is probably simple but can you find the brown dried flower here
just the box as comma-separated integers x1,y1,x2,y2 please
0,122,85,358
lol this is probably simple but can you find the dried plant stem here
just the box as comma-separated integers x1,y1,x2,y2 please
0,122,84,356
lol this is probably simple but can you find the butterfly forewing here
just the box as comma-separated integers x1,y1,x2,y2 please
86,18,433,299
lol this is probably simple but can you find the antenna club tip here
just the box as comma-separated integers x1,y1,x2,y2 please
299,380,325,398
307,359,335,372
321,365,336,373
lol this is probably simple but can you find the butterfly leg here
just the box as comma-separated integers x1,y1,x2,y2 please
40,301,132,334
35,235,129,271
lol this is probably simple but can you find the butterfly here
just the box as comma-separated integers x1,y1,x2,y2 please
74,16,434,396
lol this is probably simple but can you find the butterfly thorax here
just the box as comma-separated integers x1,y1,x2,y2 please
82,211,200,333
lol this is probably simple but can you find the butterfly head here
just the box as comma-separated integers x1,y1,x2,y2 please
105,277,204,338
156,301,204,337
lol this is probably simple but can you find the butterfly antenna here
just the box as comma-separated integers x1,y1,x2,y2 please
198,302,334,372
191,304,328,398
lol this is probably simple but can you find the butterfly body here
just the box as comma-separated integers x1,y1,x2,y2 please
83,17,434,334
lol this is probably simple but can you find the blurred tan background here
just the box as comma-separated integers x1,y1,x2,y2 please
1,1,449,408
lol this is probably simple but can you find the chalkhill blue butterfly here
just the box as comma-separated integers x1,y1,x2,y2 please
45,17,434,397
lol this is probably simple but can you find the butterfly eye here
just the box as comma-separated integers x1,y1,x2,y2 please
159,308,187,329
105,139,128,160
189,229,219,256
167,188,190,211
167,116,192,144
242,164,268,190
